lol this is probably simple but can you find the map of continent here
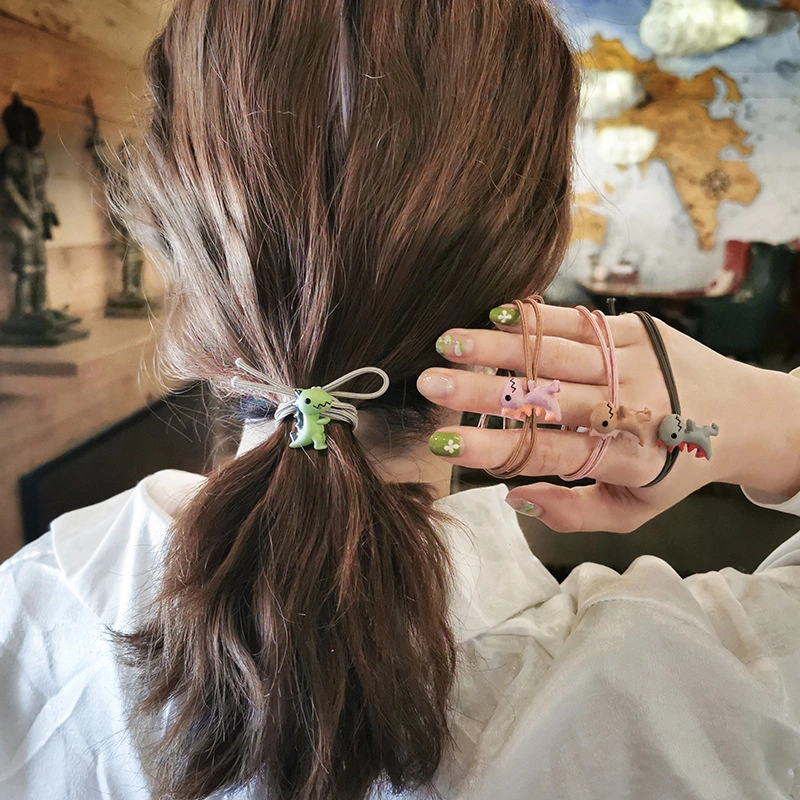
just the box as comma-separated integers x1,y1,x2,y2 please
581,36,761,252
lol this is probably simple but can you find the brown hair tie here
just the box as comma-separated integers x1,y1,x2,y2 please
478,295,545,479
632,311,681,488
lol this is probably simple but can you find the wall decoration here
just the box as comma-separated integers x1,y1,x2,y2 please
0,95,88,346
595,125,659,166
581,37,760,252
548,0,800,295
86,98,153,318
581,69,645,122
640,0,790,57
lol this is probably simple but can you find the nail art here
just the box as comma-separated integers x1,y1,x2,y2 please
490,306,521,326
507,498,542,517
428,432,463,457
435,334,471,357
418,371,455,398
435,334,453,356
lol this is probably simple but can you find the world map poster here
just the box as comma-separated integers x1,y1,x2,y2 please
552,0,800,291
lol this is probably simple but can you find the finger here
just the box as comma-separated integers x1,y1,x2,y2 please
428,426,665,486
490,302,643,348
436,330,611,385
504,482,657,534
418,368,604,428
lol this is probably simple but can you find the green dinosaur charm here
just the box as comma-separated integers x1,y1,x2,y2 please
289,387,334,450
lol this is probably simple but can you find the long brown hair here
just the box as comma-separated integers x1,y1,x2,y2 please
117,1,578,798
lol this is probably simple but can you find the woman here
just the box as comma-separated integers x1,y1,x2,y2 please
2,1,800,798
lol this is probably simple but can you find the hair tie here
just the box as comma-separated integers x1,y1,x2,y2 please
559,307,618,481
572,309,719,484
230,359,390,450
478,295,547,479
481,301,719,486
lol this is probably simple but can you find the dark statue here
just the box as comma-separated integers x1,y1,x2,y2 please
86,97,153,318
0,94,88,346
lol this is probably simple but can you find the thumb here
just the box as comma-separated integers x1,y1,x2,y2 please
505,482,653,534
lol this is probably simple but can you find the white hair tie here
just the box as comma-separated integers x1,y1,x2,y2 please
230,358,390,449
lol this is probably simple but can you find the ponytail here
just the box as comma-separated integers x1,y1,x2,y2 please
118,420,457,800
118,0,581,795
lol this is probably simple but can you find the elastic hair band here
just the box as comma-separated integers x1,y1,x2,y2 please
230,359,390,432
632,312,680,487
559,307,619,481
478,295,545,479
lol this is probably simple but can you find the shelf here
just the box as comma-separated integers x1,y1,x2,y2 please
0,316,159,395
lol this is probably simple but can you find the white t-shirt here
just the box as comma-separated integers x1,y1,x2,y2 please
2,469,800,799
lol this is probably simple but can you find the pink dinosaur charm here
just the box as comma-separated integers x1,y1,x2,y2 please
500,377,562,422
588,402,652,447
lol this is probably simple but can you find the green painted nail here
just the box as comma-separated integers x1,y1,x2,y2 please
490,306,520,326
428,431,463,457
435,334,454,356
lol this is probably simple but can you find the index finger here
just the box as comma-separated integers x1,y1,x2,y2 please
490,302,642,347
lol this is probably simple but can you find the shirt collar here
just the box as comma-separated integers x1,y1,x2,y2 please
52,471,560,643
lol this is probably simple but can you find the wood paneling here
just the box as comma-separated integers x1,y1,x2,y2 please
0,318,163,559
0,0,171,70
0,13,145,123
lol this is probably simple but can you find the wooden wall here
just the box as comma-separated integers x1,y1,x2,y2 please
0,2,175,559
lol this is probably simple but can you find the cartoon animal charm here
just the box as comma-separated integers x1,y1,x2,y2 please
657,415,719,460
289,387,334,450
589,402,652,446
500,377,562,422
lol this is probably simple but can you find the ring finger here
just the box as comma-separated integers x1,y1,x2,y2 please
418,368,606,429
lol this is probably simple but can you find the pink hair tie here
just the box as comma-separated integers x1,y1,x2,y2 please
559,307,618,481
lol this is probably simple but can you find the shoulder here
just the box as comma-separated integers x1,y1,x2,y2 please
460,556,800,798
0,471,205,797
2,469,205,631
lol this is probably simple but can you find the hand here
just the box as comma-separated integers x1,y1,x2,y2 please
418,303,800,533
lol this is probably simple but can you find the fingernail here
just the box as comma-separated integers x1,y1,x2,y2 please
418,371,455,398
428,432,463,457
490,306,520,326
506,497,542,517
435,333,473,358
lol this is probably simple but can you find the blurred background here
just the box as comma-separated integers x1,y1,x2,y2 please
0,0,799,579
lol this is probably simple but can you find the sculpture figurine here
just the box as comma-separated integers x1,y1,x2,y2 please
589,402,652,447
657,415,719,460
86,96,153,318
0,95,88,346
500,377,562,422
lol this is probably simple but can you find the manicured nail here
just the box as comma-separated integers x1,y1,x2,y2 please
490,306,520,326
435,334,473,358
428,432,463,457
506,497,542,517
418,371,455,398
